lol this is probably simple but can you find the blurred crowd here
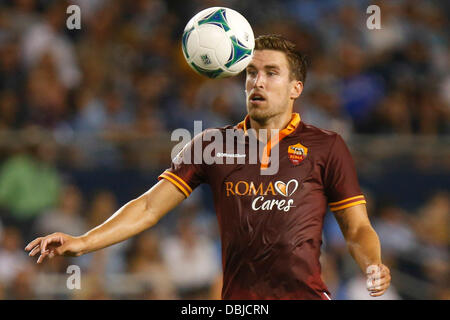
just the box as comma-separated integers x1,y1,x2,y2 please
0,0,448,300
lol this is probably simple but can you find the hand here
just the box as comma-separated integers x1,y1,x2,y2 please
25,232,86,264
366,264,391,297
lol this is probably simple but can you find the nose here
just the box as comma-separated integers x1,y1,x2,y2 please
253,72,265,89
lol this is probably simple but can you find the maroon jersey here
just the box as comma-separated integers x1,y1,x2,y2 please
159,113,366,300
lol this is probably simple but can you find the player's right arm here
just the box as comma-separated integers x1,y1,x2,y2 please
25,179,186,264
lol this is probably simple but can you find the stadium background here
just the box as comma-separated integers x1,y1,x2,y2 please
0,0,448,300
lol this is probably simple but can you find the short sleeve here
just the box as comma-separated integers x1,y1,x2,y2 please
324,134,366,212
158,132,207,198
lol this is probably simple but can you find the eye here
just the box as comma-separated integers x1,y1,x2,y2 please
246,69,257,77
267,71,277,76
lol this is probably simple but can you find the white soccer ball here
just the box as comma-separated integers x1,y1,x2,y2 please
181,7,255,79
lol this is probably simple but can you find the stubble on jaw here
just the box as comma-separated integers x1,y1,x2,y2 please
247,99,288,127
248,109,280,126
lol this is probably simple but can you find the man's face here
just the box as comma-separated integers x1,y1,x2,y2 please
245,50,301,123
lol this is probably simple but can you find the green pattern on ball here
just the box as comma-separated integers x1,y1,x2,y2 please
225,35,252,68
182,26,194,58
197,8,230,31
190,62,224,78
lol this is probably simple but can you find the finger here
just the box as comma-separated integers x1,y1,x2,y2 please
378,274,391,285
370,289,388,297
376,277,391,288
369,281,390,293
37,252,49,264
370,272,390,284
29,245,41,257
42,234,65,253
378,264,389,273
374,276,391,288
375,271,390,283
367,278,381,291
25,238,42,251
369,285,387,293
41,238,49,254
368,276,391,291
41,236,57,253
378,272,390,280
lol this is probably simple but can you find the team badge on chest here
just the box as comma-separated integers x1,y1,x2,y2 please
288,142,308,165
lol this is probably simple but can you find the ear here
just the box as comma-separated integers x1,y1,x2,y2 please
290,80,303,100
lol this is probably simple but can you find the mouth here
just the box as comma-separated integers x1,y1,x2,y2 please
249,92,267,104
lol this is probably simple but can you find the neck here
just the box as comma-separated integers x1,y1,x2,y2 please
249,111,293,140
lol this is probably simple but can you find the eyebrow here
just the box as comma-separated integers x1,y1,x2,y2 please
246,64,281,70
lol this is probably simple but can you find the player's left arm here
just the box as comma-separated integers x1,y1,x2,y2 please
334,203,391,297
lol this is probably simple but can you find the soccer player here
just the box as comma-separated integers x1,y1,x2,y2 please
25,35,391,300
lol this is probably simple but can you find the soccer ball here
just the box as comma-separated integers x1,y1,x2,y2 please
181,7,255,79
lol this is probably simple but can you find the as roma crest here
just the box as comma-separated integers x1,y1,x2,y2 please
288,142,308,165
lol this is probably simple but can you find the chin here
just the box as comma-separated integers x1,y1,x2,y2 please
247,106,274,123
